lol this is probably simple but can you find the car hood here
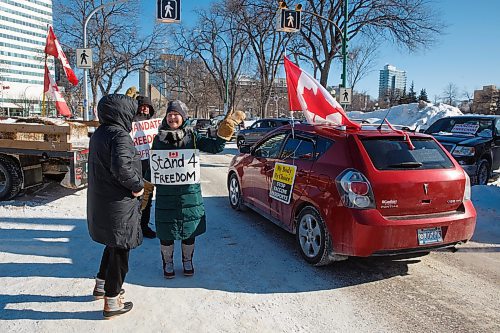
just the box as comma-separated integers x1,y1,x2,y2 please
431,134,491,146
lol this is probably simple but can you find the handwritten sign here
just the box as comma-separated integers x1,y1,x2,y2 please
269,163,297,204
451,123,479,135
150,149,200,185
130,118,163,160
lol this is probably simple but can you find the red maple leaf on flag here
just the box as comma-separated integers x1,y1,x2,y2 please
301,87,339,120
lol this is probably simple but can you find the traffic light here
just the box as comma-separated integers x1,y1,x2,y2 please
278,1,287,9
295,4,302,11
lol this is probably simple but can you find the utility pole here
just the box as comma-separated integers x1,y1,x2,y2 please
341,0,348,89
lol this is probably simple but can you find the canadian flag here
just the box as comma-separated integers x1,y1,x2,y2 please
284,56,360,129
45,26,78,86
44,65,72,117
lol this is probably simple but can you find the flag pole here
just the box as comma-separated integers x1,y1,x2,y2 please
42,54,47,117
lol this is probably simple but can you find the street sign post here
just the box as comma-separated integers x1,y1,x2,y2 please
277,9,301,32
76,48,92,69
157,0,181,23
339,88,352,105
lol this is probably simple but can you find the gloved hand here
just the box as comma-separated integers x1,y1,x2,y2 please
140,180,155,210
125,86,139,99
217,110,246,141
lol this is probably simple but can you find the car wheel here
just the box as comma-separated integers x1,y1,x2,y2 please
296,206,332,266
237,137,245,149
228,173,244,210
476,159,490,185
0,155,23,201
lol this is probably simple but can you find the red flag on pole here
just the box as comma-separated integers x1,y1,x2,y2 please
284,56,360,129
44,65,72,117
45,26,79,86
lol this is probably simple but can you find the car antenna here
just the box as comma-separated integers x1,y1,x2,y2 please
377,107,392,131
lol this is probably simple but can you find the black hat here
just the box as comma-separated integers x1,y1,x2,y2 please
166,100,188,121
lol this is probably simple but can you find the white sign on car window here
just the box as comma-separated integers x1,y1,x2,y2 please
451,123,479,135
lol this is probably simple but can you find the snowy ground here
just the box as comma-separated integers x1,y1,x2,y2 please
0,142,499,332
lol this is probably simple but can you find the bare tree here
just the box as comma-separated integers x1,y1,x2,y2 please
170,1,250,113
442,83,459,106
345,42,378,90
54,0,165,109
233,0,296,118
291,0,443,86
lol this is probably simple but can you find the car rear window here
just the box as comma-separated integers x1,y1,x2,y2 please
361,138,454,170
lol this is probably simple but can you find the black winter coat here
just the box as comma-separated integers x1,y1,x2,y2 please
87,94,144,249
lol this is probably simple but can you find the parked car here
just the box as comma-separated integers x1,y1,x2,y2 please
424,115,500,185
227,123,476,266
236,118,299,148
191,118,212,136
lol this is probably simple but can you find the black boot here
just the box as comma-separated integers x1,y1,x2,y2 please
141,204,156,238
142,225,156,239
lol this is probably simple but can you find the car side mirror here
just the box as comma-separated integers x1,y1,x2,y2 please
239,145,251,154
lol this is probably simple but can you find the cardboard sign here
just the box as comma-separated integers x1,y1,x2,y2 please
269,163,297,204
150,149,200,185
130,118,163,160
451,123,479,135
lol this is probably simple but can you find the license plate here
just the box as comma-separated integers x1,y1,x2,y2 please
417,227,443,245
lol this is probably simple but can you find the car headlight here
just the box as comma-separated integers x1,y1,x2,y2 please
452,146,475,156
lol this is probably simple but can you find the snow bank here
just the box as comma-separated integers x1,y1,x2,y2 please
348,102,463,129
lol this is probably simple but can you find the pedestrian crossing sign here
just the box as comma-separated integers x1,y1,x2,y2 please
76,48,92,69
277,9,301,32
157,0,181,23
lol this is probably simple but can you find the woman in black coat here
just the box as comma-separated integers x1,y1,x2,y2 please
87,94,144,319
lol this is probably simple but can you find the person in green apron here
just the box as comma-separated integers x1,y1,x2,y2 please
147,100,237,278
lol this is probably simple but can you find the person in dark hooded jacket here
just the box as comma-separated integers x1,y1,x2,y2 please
133,95,157,239
87,94,144,319
146,100,239,279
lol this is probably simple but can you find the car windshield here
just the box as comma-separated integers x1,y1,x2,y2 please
362,137,454,170
196,120,211,127
425,118,494,137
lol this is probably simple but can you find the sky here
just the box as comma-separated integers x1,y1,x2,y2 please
134,0,500,101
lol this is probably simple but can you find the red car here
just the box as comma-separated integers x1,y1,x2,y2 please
227,123,476,266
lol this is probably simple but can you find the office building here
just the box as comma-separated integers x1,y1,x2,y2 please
0,0,53,116
378,64,407,101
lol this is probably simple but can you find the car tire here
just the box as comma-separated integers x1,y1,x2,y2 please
296,206,332,266
228,173,245,211
0,155,23,201
475,159,490,185
237,137,245,149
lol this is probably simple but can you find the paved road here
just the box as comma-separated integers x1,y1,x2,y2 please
197,144,500,333
0,143,498,332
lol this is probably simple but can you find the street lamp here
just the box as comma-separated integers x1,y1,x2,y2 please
83,0,129,121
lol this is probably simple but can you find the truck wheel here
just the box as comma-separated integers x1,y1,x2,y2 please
476,159,490,185
0,155,23,201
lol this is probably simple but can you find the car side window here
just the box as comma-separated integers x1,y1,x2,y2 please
280,136,315,160
495,120,500,136
254,133,287,158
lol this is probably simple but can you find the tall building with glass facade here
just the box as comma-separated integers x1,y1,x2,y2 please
378,64,407,101
0,0,53,115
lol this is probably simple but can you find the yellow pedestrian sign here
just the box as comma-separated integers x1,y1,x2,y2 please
76,48,92,69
